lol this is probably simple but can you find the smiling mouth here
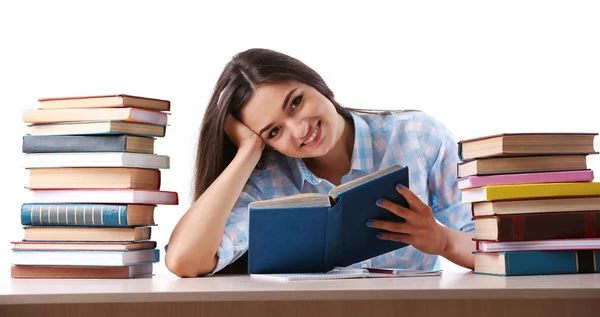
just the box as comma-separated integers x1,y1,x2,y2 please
302,121,321,146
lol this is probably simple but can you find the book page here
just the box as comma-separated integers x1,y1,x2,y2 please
250,269,368,281
250,267,442,281
248,193,330,208
329,165,404,198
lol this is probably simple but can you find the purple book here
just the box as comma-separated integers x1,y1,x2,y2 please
458,170,594,190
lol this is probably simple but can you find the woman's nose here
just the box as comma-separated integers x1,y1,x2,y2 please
291,119,309,139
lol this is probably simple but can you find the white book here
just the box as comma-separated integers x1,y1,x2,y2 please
23,152,170,169
250,267,442,282
477,238,600,252
10,249,160,266
26,189,179,205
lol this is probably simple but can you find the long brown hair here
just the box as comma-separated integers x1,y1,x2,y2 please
193,48,406,274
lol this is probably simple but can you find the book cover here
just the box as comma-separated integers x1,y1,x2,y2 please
474,250,600,276
247,165,410,274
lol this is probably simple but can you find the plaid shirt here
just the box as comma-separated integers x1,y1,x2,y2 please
210,110,474,275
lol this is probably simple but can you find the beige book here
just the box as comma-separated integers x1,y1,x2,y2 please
23,107,168,125
27,121,166,137
458,132,597,161
472,196,600,217
23,152,170,169
11,241,157,251
38,94,170,111
11,264,153,279
23,226,152,242
457,155,587,178
27,167,161,190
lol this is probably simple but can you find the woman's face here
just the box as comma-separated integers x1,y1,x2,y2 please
240,81,344,158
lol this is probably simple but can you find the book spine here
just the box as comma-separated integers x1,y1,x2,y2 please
22,135,128,153
21,204,130,227
324,197,344,272
503,250,599,275
496,211,600,241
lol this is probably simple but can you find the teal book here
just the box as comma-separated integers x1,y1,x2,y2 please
21,203,156,227
247,165,410,274
474,250,600,276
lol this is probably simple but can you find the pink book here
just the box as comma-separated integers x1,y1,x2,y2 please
457,169,594,190
26,189,179,205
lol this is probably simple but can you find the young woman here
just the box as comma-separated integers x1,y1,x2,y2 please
165,48,475,278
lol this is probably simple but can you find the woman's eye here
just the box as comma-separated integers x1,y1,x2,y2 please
291,95,302,110
268,126,281,139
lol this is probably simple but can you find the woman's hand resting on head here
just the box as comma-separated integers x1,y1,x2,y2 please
367,184,449,256
224,114,264,152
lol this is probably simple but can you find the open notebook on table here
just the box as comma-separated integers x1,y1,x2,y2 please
250,267,443,282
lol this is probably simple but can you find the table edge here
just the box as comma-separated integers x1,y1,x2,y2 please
2,288,600,305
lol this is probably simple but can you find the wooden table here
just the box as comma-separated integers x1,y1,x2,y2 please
1,271,600,317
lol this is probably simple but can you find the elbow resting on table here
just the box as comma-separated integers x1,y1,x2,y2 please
165,248,217,278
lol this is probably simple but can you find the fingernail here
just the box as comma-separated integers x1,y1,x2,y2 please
376,198,384,205
366,220,374,227
376,233,382,239
396,184,403,190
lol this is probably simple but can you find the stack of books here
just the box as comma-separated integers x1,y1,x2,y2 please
456,132,600,276
11,94,179,279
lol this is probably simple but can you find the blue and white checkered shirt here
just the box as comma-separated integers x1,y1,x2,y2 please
211,110,474,274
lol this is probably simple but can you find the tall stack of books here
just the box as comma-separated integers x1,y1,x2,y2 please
456,132,600,276
11,94,179,279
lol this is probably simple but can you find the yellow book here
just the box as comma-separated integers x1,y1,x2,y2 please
460,182,600,203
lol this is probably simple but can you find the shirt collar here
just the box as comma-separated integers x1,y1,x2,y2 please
287,111,375,191
348,112,375,174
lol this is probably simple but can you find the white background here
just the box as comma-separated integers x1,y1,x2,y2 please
0,0,599,278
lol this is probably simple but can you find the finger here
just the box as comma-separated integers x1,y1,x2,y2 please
395,184,428,214
376,232,413,244
376,198,416,221
366,219,414,234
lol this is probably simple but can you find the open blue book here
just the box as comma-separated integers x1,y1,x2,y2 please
250,267,443,281
247,165,410,274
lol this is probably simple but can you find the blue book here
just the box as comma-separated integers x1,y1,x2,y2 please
247,165,410,274
22,135,155,154
21,203,156,227
474,250,600,276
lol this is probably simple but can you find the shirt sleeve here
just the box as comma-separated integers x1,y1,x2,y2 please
205,179,264,276
415,113,474,234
